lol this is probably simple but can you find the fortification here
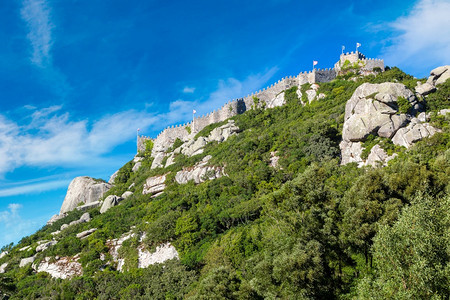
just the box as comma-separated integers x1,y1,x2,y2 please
140,51,383,154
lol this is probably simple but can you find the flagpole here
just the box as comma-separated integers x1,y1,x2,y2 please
192,110,195,134
137,128,140,154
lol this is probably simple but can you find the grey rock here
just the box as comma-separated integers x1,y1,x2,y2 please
151,152,165,169
365,145,397,167
0,263,7,273
435,70,450,85
20,256,35,267
342,82,415,142
305,89,317,103
34,256,82,279
175,155,224,184
0,251,8,259
340,140,364,166
133,156,144,163
438,109,450,116
108,170,119,184
76,228,98,239
392,121,439,148
269,151,280,168
137,243,179,269
100,195,123,214
36,240,57,252
430,65,449,77
76,201,101,211
60,212,91,231
267,92,285,108
121,191,133,199
165,153,176,167
132,162,142,172
416,82,436,96
427,65,450,86
60,177,111,214
47,213,67,225
19,245,32,252
142,174,167,196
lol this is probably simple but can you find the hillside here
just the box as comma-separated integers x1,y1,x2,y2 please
0,64,449,299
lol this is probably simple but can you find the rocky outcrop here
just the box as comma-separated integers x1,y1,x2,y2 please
100,195,123,214
36,240,57,252
175,155,225,184
60,177,111,214
76,228,97,239
0,251,8,259
47,213,67,225
340,81,440,166
137,243,179,268
20,256,35,267
106,232,134,272
342,82,416,141
76,201,102,211
428,65,450,86
267,92,285,108
392,118,439,148
0,263,7,273
60,212,91,231
142,174,167,197
269,151,280,168
108,170,119,184
34,255,82,279
121,191,133,199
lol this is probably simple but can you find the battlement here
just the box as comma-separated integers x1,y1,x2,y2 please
140,50,384,154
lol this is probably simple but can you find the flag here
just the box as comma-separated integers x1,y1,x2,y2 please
137,128,140,131
313,60,318,66
356,42,361,47
342,45,345,51
193,109,196,114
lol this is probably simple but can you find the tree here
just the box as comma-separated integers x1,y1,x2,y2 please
357,194,450,299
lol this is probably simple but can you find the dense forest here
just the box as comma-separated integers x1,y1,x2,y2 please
0,68,449,299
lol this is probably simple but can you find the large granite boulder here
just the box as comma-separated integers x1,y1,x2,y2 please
0,263,7,273
392,118,439,148
142,174,167,197
100,195,123,214
175,155,224,184
137,243,179,269
427,65,450,86
20,256,35,267
34,255,82,279
342,82,415,142
60,177,111,214
36,240,57,252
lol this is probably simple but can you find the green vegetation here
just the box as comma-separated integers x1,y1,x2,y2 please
397,96,412,114
0,68,448,299
185,126,191,134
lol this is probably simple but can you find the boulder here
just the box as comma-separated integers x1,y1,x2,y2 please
0,251,8,259
137,243,179,268
142,174,167,196
427,65,450,86
0,263,7,273
34,256,82,279
36,240,57,252
20,256,35,267
47,213,67,225
208,120,239,143
269,151,280,168
438,108,450,116
365,145,397,167
342,82,416,142
60,212,91,231
340,140,364,166
416,82,435,96
121,191,133,199
392,119,439,148
76,228,97,239
267,92,285,108
151,152,165,169
100,195,123,214
175,155,224,184
76,201,101,211
181,137,207,156
60,177,111,214
108,170,119,184
19,245,31,252
132,162,142,172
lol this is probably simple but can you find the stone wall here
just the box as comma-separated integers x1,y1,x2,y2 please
141,52,381,155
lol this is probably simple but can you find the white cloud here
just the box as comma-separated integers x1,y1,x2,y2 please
183,86,196,93
21,0,54,67
0,179,70,197
381,0,450,74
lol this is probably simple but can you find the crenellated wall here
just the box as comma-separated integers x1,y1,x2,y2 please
141,51,383,155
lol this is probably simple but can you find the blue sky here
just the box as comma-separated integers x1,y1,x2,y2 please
1,0,449,248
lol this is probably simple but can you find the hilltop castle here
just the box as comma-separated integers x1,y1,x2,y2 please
138,51,384,154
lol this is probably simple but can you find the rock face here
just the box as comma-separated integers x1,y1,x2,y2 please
20,256,35,267
392,118,439,148
100,195,123,214
0,251,8,259
267,91,285,108
106,232,134,272
76,201,102,211
47,213,67,225
76,228,97,239
342,82,415,142
175,155,225,184
137,243,179,268
60,212,91,231
34,256,82,279
340,81,439,166
428,65,450,86
0,263,7,273
142,174,167,197
36,240,57,252
108,170,119,184
60,177,111,214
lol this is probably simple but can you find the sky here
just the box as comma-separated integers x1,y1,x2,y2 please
1,0,449,248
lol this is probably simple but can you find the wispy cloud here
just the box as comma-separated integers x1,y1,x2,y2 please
380,0,450,74
182,86,196,94
21,0,53,67
0,179,70,197
0,203,43,247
